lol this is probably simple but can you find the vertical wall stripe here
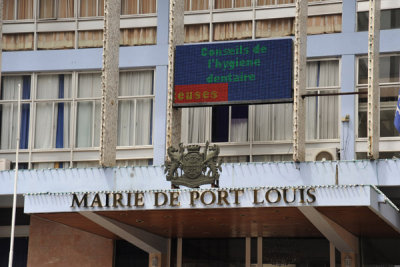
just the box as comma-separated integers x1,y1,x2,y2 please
56,74,64,149
342,0,357,34
153,65,168,165
20,76,31,149
340,55,356,160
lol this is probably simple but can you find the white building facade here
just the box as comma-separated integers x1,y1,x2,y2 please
1,0,400,266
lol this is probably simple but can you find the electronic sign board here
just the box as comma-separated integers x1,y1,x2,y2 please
173,39,293,107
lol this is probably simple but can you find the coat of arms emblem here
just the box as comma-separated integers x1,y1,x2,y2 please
164,141,222,188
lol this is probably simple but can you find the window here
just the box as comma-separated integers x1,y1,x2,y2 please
305,60,340,140
358,55,400,138
33,162,71,168
257,0,294,6
38,0,74,19
0,70,154,168
118,71,154,146
255,15,341,39
259,238,330,266
357,9,400,31
254,60,339,142
252,154,293,162
357,152,400,160
3,0,33,20
182,60,340,146
253,103,293,141
120,28,157,46
34,74,72,149
78,28,157,49
80,0,104,17
181,238,245,266
185,0,208,11
183,0,342,44
0,76,31,150
78,30,103,48
181,107,211,144
80,0,157,17
185,18,341,44
2,33,34,51
215,0,251,9
121,0,156,15
185,24,209,43
75,71,155,148
360,238,400,265
211,105,248,143
213,21,252,41
184,0,340,11
181,105,249,144
37,32,75,50
0,238,29,266
76,73,101,148
114,240,148,267
2,0,158,50
258,0,339,6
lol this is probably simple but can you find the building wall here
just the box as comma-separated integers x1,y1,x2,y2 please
0,0,399,166
27,216,113,267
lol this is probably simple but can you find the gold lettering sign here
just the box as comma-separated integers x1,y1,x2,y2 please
70,187,317,209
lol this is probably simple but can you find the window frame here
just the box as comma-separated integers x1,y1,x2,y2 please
181,58,341,161
37,0,75,20
117,69,155,147
183,0,343,43
2,0,158,51
0,73,33,151
0,69,155,168
3,0,34,21
304,57,341,140
32,72,74,150
356,53,400,140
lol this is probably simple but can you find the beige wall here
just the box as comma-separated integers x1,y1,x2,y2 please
27,216,113,267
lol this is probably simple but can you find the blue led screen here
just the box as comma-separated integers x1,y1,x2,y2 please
174,39,293,106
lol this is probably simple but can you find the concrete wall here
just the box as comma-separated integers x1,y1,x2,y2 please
27,216,113,267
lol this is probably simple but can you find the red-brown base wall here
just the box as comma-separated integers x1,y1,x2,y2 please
27,216,113,267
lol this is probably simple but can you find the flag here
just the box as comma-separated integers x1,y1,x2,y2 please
395,89,400,134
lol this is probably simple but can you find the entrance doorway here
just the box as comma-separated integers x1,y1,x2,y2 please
170,238,331,267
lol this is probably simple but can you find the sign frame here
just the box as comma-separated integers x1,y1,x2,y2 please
173,39,293,107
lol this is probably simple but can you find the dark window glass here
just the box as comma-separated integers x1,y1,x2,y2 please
10,163,29,169
212,106,229,142
0,208,30,226
335,248,341,267
170,238,177,267
361,238,400,265
357,55,400,138
358,87,400,138
358,56,400,84
357,152,400,160
358,9,400,31
182,238,245,266
251,238,257,264
0,237,29,267
212,105,249,142
378,186,400,209
262,238,329,266
357,11,369,31
232,105,248,119
114,240,148,267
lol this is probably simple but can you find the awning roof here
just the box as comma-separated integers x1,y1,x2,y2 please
34,206,400,239
26,185,400,239
2,159,400,196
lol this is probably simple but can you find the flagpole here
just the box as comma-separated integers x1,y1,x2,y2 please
8,83,21,267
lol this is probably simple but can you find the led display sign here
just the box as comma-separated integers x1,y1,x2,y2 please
173,39,293,107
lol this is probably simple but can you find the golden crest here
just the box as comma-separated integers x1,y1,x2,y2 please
164,141,222,188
